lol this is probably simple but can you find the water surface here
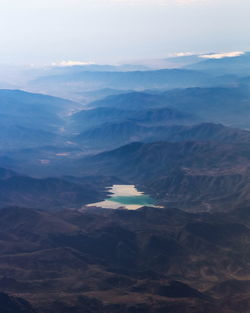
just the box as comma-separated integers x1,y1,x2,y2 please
87,184,157,210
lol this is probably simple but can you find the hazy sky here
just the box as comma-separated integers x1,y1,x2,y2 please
0,0,250,65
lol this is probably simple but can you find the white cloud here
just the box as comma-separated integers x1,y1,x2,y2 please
51,60,96,67
169,52,197,57
200,51,245,59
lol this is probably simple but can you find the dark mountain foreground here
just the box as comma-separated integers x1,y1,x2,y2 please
0,292,36,313
0,206,250,313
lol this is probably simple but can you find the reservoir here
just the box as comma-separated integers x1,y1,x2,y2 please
87,184,156,210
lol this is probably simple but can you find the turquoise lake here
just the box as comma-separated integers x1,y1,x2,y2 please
87,185,157,210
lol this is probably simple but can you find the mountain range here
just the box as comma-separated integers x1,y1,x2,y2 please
1,53,250,313
74,122,250,150
1,205,250,312
0,167,108,210
78,139,250,211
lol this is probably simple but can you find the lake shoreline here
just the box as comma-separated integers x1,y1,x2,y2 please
86,184,159,210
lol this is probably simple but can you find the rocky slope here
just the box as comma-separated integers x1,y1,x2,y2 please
0,206,250,312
